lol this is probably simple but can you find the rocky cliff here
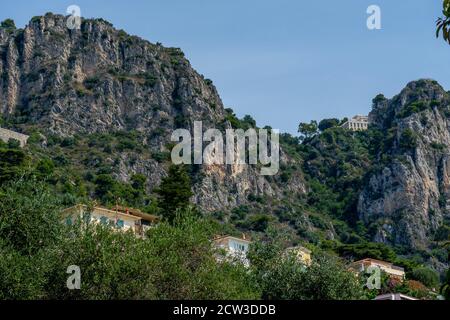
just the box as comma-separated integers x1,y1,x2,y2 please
359,79,450,250
0,13,305,212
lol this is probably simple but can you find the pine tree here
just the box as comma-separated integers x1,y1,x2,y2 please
156,165,193,222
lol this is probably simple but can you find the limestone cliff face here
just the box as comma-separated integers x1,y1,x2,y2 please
0,13,305,211
1,14,224,136
359,80,450,249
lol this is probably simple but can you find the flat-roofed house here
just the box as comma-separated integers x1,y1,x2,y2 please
374,293,418,301
285,246,312,266
213,235,252,267
350,258,405,281
341,115,369,131
61,204,159,237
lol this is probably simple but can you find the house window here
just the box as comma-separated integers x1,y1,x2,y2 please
232,242,246,252
100,216,108,225
116,219,124,228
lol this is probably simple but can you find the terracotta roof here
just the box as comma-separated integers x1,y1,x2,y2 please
62,204,159,223
213,235,252,244
351,258,404,271
114,205,159,223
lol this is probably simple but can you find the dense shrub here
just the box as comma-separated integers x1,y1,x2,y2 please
83,76,101,90
0,19,16,31
399,128,418,150
410,267,440,289
398,101,429,118
249,237,366,300
337,242,397,262
0,198,259,299
0,147,27,183
0,178,62,255
318,118,339,131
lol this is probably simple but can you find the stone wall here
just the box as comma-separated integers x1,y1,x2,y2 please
0,127,29,147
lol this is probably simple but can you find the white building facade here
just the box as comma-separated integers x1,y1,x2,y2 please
341,115,369,131
0,127,29,147
213,235,251,267
61,204,158,237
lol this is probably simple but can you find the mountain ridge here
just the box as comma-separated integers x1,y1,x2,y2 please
0,12,305,213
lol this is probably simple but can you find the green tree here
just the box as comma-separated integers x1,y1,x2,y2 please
0,177,62,255
94,174,119,203
437,0,450,44
0,148,27,184
156,165,193,222
410,267,440,289
131,173,146,190
36,158,55,177
245,214,273,232
0,19,16,31
0,240,51,299
399,128,418,150
253,251,365,300
249,235,365,300
7,139,20,149
242,115,257,128
298,120,318,141
44,222,159,300
318,118,339,131
337,242,397,262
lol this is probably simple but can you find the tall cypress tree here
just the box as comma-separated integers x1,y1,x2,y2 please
156,165,193,222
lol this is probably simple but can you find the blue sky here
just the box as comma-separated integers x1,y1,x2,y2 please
1,0,449,134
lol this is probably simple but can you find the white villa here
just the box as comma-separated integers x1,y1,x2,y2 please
341,115,369,131
62,204,159,237
213,235,252,267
